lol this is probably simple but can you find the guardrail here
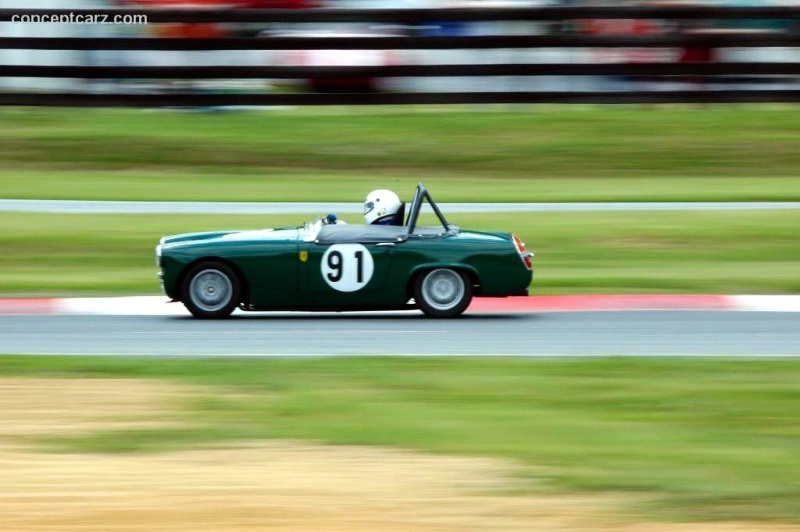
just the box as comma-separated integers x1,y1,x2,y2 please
1,6,799,106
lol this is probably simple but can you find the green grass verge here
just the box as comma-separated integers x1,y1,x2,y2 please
2,355,800,522
2,210,797,296
1,107,800,202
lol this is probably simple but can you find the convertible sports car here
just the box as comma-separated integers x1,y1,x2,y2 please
156,184,533,319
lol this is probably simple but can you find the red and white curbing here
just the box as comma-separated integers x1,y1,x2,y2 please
0,294,799,316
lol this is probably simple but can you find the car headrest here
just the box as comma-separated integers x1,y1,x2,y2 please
390,202,406,226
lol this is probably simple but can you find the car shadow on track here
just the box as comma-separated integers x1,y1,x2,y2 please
166,313,536,322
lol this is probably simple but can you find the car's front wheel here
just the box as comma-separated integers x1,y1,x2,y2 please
414,268,473,318
182,261,241,319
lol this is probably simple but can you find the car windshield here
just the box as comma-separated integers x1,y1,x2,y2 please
302,217,325,242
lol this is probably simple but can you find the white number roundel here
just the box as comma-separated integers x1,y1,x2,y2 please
321,244,375,292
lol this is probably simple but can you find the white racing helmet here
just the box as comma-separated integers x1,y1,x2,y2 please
364,189,402,225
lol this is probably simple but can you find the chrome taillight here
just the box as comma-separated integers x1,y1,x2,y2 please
512,234,533,270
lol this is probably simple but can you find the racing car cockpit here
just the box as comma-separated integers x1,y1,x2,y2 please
309,183,458,245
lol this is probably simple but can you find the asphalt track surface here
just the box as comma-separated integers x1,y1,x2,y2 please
1,311,798,357
2,200,799,214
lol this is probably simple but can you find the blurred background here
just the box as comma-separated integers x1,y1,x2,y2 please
1,0,799,101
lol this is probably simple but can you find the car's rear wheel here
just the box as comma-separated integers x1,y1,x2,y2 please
182,261,241,319
414,268,472,318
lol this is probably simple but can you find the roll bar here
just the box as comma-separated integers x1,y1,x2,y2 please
405,182,452,235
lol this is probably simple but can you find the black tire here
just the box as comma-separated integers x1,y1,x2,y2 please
181,261,241,319
414,268,473,318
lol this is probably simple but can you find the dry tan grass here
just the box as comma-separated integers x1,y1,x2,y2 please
0,378,190,440
0,377,797,532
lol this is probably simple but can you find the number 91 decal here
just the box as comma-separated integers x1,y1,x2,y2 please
321,244,375,292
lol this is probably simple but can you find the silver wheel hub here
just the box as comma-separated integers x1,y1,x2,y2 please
422,269,465,311
189,269,233,312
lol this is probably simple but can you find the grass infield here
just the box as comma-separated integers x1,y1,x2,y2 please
1,106,799,202
2,355,799,522
2,106,798,295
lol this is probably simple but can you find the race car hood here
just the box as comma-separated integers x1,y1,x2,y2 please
161,227,298,247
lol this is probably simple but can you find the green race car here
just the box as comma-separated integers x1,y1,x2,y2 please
156,183,533,319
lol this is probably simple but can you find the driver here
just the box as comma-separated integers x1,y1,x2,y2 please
364,189,403,225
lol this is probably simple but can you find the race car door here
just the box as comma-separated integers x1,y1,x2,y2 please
301,224,407,307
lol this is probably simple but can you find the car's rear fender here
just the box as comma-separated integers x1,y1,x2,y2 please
406,263,480,297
